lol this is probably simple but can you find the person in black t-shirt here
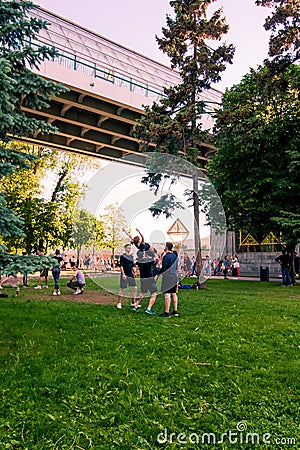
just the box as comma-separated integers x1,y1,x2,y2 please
275,249,292,286
132,249,158,315
117,244,137,309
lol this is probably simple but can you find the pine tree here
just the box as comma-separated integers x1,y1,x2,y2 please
135,0,234,281
256,0,300,73
0,0,66,237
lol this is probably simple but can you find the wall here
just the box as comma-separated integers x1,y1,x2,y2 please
237,252,282,276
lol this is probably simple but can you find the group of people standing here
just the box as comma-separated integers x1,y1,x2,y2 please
213,255,240,279
0,248,86,295
117,228,179,317
275,249,299,286
34,249,86,296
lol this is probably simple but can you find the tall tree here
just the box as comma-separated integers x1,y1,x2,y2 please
0,0,65,237
0,143,97,253
99,204,128,268
208,64,300,250
72,209,98,266
135,0,234,280
256,0,300,72
208,0,300,253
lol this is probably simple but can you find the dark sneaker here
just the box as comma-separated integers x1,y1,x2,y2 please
172,310,179,317
159,312,170,318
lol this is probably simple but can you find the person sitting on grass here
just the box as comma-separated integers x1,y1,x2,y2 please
67,265,85,295
122,227,150,253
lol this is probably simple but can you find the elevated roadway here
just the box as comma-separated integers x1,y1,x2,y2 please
21,7,222,169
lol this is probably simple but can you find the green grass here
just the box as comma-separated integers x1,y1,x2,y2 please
0,279,299,449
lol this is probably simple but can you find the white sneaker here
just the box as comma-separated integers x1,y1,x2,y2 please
34,285,42,289
43,285,48,289
73,289,81,295
116,303,122,309
0,286,3,289
53,291,57,296
57,290,61,296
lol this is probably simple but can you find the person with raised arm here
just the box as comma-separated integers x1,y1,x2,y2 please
122,228,150,253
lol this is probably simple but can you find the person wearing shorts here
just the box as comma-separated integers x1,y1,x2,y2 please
117,244,137,309
132,249,158,315
159,242,179,317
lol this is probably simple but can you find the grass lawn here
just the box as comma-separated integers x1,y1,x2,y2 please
0,278,299,449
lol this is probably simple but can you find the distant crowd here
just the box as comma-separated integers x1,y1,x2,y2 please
1,231,298,308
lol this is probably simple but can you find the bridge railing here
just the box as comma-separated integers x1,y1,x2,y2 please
32,36,221,115
34,39,167,101
50,51,219,113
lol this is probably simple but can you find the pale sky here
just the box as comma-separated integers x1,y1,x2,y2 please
36,0,271,92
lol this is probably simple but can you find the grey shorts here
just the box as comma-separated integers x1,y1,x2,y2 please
120,275,136,289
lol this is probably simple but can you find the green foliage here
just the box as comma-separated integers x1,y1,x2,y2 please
0,280,299,448
256,0,300,72
135,0,234,216
0,0,66,238
136,0,234,164
271,211,300,246
95,219,106,248
0,251,58,276
72,209,98,251
99,204,128,261
208,64,300,245
0,143,96,252
149,193,184,218
158,0,235,86
135,1,234,275
0,0,66,141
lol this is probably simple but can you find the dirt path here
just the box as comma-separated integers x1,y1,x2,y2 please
53,290,118,305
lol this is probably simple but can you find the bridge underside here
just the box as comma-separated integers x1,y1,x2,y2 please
20,83,151,166
20,83,213,170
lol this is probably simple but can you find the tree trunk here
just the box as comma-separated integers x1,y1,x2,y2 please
287,243,297,286
76,248,80,268
51,166,70,202
193,172,206,289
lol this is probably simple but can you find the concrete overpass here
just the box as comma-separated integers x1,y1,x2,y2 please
22,6,222,170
